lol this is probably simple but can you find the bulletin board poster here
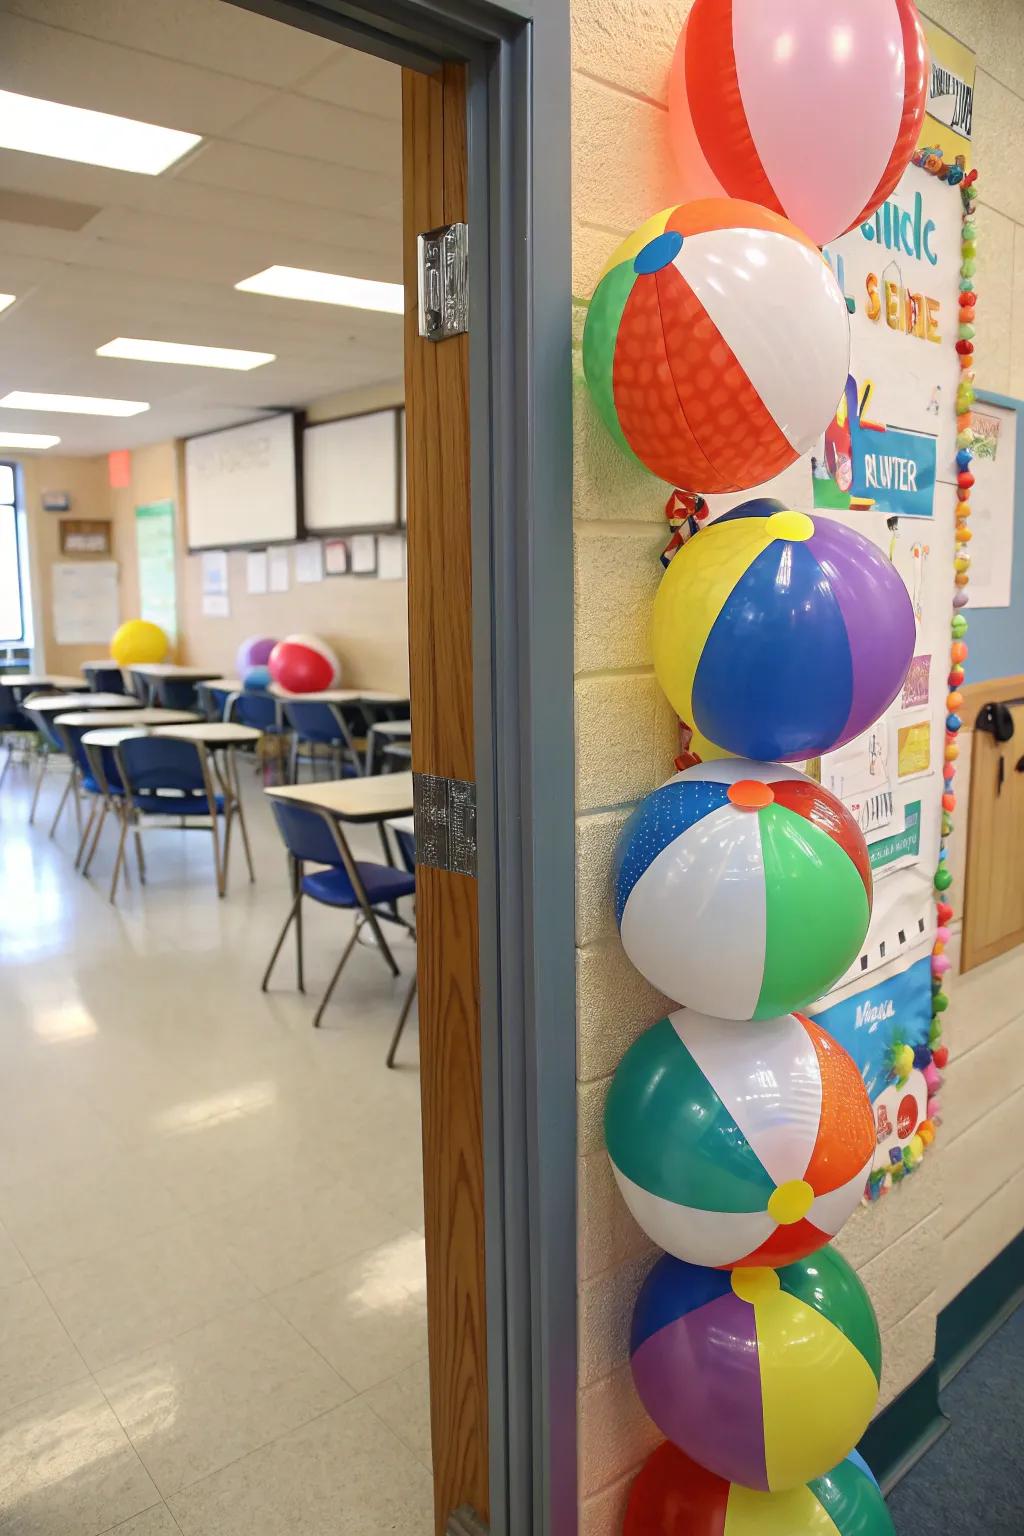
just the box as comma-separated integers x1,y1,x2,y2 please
809,947,934,1176
966,398,1017,608
135,500,178,643
814,163,963,519
920,20,976,166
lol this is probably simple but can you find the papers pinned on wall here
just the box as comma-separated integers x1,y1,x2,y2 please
377,535,406,581
294,541,324,584
246,550,268,595
268,548,290,593
349,535,377,575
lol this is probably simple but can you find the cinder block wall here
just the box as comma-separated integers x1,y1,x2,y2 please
570,4,1024,1530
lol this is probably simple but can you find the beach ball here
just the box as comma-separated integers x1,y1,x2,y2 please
582,200,849,494
631,1246,881,1491
605,1007,874,1268
268,634,341,694
625,1443,894,1536
110,619,168,666
669,0,928,247
652,500,916,762
236,635,277,675
615,758,871,1019
243,665,271,691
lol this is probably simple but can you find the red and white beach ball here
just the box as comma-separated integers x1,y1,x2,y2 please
268,634,341,693
669,0,929,247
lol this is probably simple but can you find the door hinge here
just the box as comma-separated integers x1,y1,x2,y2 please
446,1507,488,1536
413,771,477,877
417,222,469,341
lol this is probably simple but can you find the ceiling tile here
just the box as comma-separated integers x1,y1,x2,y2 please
227,92,401,177
4,0,339,87
298,47,401,120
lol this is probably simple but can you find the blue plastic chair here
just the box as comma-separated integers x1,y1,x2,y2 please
281,700,362,783
87,665,127,694
49,719,130,874
112,734,238,903
262,797,415,1030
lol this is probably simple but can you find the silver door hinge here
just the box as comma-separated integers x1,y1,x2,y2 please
417,222,468,341
413,771,477,877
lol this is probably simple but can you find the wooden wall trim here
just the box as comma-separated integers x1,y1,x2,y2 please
959,673,1024,719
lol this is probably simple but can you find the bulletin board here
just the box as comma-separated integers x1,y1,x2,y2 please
135,500,178,642
700,145,968,1193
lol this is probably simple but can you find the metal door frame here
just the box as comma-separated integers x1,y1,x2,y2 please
227,5,576,1533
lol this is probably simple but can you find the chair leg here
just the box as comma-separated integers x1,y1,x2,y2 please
0,740,12,788
74,798,99,869
133,821,146,882
109,812,130,904
71,770,82,834
29,751,49,824
360,904,402,978
312,924,361,1028
386,975,418,1068
289,735,298,785
82,799,109,876
227,749,255,882
48,769,75,839
261,891,302,991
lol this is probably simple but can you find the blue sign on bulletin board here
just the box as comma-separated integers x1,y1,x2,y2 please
811,952,933,1100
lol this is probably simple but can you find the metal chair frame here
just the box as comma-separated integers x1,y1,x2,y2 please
261,802,414,1031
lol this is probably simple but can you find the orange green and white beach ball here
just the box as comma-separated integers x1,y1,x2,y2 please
605,1007,874,1269
581,199,850,494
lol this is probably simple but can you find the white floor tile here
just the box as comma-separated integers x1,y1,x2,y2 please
0,1379,159,1536
363,1356,433,1473
37,1222,259,1373
167,1398,433,1536
96,1301,351,1497
0,1278,89,1414
0,1226,29,1290
269,1231,427,1391
194,1177,410,1296
0,1160,189,1275
0,769,431,1533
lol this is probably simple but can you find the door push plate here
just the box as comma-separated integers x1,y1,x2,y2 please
417,222,469,341
413,772,477,878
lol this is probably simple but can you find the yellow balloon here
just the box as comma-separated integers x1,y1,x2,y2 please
110,619,168,666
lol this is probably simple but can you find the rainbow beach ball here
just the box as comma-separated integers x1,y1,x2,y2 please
624,1443,895,1536
651,500,916,762
605,1007,874,1269
630,1247,881,1491
582,199,850,494
615,758,871,1020
268,634,341,694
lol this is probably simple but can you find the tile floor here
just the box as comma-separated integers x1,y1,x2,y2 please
0,753,432,1535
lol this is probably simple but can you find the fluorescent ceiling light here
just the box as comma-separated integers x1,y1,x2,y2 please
0,391,149,417
0,432,60,449
96,337,275,371
0,294,15,314
235,265,404,314
0,89,201,175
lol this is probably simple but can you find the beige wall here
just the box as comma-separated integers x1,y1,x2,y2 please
19,380,408,692
571,3,1024,1530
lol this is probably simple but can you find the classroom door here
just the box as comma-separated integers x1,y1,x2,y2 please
962,700,1024,971
402,63,489,1536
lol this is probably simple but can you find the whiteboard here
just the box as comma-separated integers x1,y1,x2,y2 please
52,561,119,645
185,413,298,550
303,410,399,533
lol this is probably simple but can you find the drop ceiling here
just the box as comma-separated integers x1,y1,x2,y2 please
0,0,404,455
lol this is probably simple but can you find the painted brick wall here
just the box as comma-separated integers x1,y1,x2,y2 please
571,4,1024,1530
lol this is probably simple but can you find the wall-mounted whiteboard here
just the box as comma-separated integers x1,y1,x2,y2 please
52,561,119,644
303,409,400,533
185,413,298,550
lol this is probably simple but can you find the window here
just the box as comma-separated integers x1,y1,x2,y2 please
0,463,26,643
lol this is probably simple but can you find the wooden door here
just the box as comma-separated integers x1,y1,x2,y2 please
402,63,489,1536
962,697,1024,970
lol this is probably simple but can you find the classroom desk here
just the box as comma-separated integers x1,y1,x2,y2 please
55,708,200,730
0,673,82,700
265,770,414,822
367,718,411,773
154,722,262,891
271,687,408,705
22,692,139,713
129,665,224,680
